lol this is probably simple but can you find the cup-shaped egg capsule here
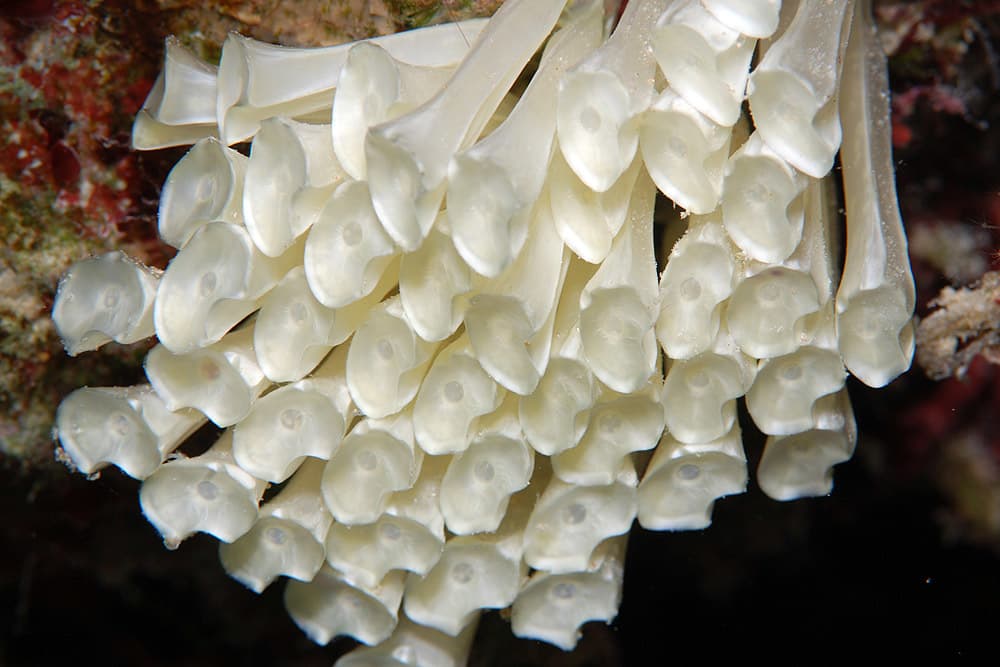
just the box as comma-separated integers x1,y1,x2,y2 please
700,0,781,38
578,170,660,393
662,352,746,444
154,222,299,354
254,268,336,382
365,0,568,251
52,251,159,356
321,417,422,525
305,180,397,309
580,287,658,394
399,227,473,342
511,538,625,650
326,515,444,590
153,224,252,353
255,265,397,383
837,286,916,389
219,516,326,593
557,70,637,194
462,194,566,394
638,426,748,531
144,328,268,427
233,385,347,483
346,298,438,418
157,138,247,248
513,569,621,649
403,538,524,637
519,357,596,456
746,346,846,436
333,42,402,180
465,295,548,396
413,338,504,455
235,343,354,482
656,237,736,360
523,477,637,574
748,0,851,177
638,452,747,530
219,459,331,591
726,266,821,359
333,42,456,181
139,432,265,545
548,149,638,264
140,465,259,545
440,433,534,535
215,32,339,145
364,130,436,252
336,616,478,667
552,388,664,486
759,430,854,501
652,0,755,127
555,0,664,192
285,566,404,646
55,385,203,480
721,133,807,264
447,6,601,278
448,154,526,278
641,89,730,214
144,26,218,142
835,2,916,388
758,389,857,500
142,37,217,127
243,118,341,258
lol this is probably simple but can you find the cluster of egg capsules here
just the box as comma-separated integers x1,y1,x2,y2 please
52,0,914,663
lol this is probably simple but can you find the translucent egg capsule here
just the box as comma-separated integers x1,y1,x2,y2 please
663,350,746,443
523,474,637,574
748,0,852,177
655,218,737,360
144,326,269,427
139,431,267,544
232,360,350,483
284,566,405,646
511,537,626,650
52,251,160,356
219,460,331,592
336,616,478,667
758,389,857,500
652,0,755,128
725,266,821,359
346,297,438,419
325,514,444,590
556,0,667,191
153,222,300,354
637,426,747,530
321,413,422,525
552,381,664,486
579,171,660,393
439,400,534,535
413,336,504,456
746,346,846,436
835,0,916,388
54,385,203,480
447,3,602,277
156,138,246,248
721,132,807,264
